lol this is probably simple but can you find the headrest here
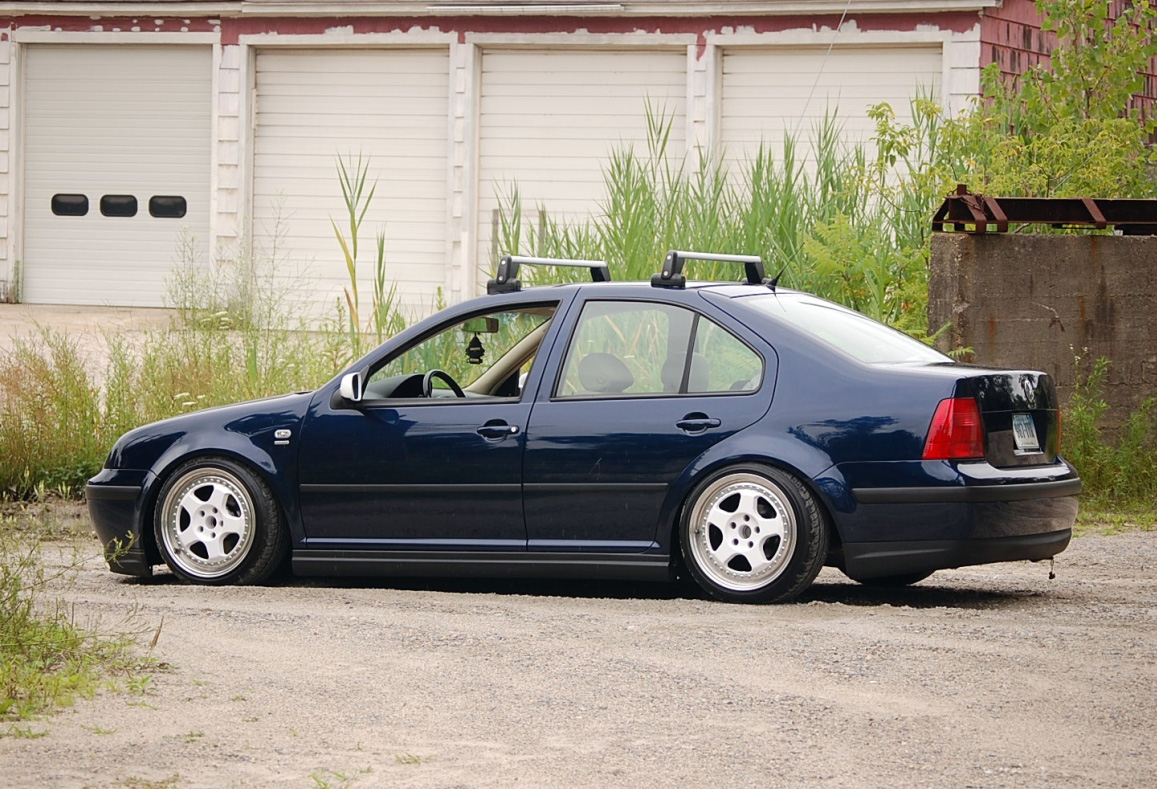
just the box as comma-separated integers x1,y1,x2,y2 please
578,353,634,394
661,352,710,393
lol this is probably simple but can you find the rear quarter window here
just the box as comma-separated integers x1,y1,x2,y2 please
740,294,949,365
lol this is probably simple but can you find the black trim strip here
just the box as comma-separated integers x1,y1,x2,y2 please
524,482,668,493
301,483,669,495
292,550,672,582
85,484,142,501
852,478,1082,504
301,483,521,495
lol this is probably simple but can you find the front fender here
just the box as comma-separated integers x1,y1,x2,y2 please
143,430,303,545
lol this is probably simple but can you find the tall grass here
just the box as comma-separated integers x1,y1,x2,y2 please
494,101,943,337
0,219,345,499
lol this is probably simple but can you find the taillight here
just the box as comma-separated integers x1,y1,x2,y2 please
923,397,985,460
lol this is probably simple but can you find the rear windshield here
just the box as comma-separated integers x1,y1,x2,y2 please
740,293,950,364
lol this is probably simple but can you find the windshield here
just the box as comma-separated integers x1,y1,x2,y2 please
740,293,950,365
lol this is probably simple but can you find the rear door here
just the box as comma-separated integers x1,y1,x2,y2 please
523,296,771,552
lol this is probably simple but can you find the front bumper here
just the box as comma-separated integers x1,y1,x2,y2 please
86,468,153,577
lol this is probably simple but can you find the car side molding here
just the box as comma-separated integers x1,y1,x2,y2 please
851,478,1082,504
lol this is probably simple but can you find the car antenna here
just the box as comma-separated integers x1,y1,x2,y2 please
767,268,785,292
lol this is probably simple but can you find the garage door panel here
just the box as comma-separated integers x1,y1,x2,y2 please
253,48,449,319
22,45,212,306
721,46,942,162
477,49,686,278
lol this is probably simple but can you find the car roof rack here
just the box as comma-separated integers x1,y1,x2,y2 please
487,255,612,295
651,250,768,289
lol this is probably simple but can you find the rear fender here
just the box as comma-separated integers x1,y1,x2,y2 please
655,431,847,554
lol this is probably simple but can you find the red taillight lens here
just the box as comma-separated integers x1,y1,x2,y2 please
923,397,985,460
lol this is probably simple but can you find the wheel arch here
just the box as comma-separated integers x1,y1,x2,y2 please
659,440,845,567
139,445,295,564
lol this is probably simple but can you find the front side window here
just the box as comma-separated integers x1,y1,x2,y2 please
556,301,762,398
365,305,556,400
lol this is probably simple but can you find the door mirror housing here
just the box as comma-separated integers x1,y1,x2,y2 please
339,372,364,403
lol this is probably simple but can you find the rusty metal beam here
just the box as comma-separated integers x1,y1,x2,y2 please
932,185,1157,235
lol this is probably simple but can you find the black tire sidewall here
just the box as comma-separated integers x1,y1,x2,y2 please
678,463,828,604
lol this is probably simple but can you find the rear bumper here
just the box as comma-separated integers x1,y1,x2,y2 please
842,528,1071,581
86,469,153,577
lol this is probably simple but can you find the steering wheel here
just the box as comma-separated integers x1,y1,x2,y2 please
421,369,466,398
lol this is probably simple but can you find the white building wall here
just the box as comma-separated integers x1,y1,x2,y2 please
0,15,986,308
0,38,10,301
216,43,243,249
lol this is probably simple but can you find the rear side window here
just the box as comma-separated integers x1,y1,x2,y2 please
743,294,949,364
556,301,762,398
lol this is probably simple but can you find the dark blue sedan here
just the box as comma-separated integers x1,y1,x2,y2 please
87,252,1080,603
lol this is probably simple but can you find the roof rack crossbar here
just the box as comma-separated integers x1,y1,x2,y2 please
487,255,611,294
651,250,766,289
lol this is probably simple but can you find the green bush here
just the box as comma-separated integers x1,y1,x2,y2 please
1064,356,1157,507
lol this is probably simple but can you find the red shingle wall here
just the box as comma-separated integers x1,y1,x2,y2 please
981,0,1157,117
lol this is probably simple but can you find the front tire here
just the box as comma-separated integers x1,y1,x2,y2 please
679,465,828,604
154,457,288,585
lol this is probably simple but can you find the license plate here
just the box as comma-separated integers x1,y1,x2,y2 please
1012,413,1041,453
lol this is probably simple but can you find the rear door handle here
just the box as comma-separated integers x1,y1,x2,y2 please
676,417,721,433
477,423,520,439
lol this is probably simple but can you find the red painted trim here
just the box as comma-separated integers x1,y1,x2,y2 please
0,10,982,47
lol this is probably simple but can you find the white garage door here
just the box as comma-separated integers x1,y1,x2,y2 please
721,46,942,163
22,45,212,306
477,49,687,278
253,49,450,319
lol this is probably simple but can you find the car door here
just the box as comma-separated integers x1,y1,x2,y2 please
523,296,772,552
297,301,562,550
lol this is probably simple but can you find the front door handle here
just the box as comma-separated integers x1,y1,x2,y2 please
676,416,721,433
477,422,520,439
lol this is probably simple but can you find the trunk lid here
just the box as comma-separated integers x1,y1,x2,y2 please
954,371,1060,468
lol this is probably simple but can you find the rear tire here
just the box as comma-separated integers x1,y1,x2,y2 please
153,457,288,585
679,465,828,603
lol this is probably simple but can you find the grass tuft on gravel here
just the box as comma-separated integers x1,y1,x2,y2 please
0,508,149,723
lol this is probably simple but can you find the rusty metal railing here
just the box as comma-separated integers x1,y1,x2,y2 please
932,185,1157,235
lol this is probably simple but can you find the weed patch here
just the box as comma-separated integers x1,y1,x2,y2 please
1063,356,1157,510
0,513,146,721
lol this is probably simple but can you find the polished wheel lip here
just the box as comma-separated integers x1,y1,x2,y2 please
159,467,256,580
688,472,796,593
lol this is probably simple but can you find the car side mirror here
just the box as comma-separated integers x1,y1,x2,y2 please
339,372,364,403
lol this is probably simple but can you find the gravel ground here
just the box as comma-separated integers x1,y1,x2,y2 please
3,527,1156,789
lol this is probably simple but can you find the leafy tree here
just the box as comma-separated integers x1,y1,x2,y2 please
945,0,1157,198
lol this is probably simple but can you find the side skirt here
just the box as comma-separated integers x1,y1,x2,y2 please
292,550,674,582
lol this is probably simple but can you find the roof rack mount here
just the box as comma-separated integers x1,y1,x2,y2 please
651,250,767,290
487,255,612,295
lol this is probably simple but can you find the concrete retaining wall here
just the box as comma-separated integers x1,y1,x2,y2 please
929,233,1157,430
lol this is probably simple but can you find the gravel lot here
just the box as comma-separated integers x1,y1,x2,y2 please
4,526,1156,789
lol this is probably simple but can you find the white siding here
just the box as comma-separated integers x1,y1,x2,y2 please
252,48,450,318
476,49,687,276
22,45,212,306
720,46,943,162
